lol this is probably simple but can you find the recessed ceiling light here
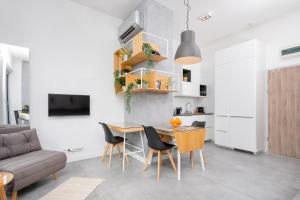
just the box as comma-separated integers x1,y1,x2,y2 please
199,11,213,22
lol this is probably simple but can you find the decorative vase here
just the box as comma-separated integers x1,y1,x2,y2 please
122,86,126,92
136,84,141,89
123,55,128,61
155,81,161,89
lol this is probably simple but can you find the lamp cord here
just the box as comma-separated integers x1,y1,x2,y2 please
184,0,191,30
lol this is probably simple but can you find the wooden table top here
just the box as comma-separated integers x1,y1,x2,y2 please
155,126,204,136
0,172,14,186
108,122,143,133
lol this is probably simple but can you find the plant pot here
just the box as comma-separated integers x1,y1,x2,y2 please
143,83,148,89
122,86,127,92
136,84,141,89
123,55,128,61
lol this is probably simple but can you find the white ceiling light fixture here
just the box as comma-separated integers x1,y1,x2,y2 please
174,0,202,65
199,11,213,22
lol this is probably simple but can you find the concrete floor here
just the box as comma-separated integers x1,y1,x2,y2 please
15,143,300,200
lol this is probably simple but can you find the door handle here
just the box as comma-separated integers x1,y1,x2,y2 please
230,116,253,118
216,129,227,132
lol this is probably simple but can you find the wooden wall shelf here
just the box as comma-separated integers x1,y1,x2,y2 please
118,88,177,94
121,52,167,66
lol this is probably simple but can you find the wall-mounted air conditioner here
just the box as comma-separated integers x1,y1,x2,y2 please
118,10,144,44
280,43,300,58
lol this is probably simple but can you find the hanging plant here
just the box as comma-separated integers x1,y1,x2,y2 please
142,43,154,71
125,83,135,112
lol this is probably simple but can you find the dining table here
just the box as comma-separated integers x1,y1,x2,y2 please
108,122,145,172
155,125,206,181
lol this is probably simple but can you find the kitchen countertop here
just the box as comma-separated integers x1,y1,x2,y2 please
174,113,214,116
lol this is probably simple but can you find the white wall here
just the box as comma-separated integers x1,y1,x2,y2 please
200,9,300,115
0,0,124,162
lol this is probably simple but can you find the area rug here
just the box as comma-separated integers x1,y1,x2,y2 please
39,177,104,200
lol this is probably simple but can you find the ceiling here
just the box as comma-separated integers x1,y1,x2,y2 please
70,0,300,44
70,0,142,19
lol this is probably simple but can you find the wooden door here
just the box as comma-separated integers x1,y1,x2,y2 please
268,66,300,158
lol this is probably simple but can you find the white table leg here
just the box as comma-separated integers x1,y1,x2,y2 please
139,131,145,160
122,132,126,172
200,150,205,170
177,151,181,181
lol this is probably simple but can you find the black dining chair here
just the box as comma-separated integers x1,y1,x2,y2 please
190,121,206,168
191,121,206,128
99,122,128,168
14,110,20,124
142,125,177,181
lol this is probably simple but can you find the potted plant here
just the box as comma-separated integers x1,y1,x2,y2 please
121,68,131,74
135,79,142,89
142,43,154,71
125,83,134,112
120,47,132,61
114,70,126,91
142,80,149,89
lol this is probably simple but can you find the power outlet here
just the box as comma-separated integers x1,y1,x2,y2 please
64,147,83,153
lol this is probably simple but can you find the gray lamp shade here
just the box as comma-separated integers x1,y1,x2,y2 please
175,30,202,65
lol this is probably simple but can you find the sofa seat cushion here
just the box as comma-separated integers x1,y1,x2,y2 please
0,150,67,191
0,129,41,160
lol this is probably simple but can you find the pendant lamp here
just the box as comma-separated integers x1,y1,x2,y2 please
175,0,202,65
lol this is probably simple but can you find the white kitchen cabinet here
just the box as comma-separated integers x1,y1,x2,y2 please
176,115,214,141
230,59,256,117
214,39,265,153
215,130,231,147
215,64,230,116
230,117,256,152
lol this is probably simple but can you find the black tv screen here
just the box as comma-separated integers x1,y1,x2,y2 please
48,94,90,116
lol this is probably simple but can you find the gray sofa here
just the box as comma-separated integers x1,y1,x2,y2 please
0,125,67,200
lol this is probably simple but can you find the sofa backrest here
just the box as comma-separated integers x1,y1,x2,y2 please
0,125,30,135
0,128,42,160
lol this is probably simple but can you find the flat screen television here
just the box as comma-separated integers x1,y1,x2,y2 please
48,94,90,116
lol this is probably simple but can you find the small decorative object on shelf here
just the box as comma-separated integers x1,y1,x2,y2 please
170,117,182,128
167,77,173,90
120,47,132,61
135,79,142,89
155,80,161,89
142,80,149,89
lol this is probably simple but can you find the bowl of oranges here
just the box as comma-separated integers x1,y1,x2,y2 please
169,117,182,129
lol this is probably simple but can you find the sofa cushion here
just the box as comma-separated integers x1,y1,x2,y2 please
0,150,67,191
0,129,41,160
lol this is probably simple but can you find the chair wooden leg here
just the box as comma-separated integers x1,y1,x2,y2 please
200,150,205,170
52,173,58,180
0,185,7,200
190,151,193,161
144,151,151,170
100,143,109,160
144,149,153,170
11,191,17,200
108,144,113,168
117,145,121,158
190,151,195,169
167,150,177,173
157,151,161,181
